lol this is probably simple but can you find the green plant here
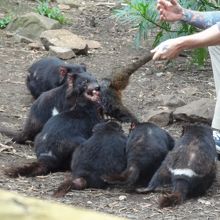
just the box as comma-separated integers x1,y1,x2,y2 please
0,16,12,29
114,0,220,65
36,0,67,24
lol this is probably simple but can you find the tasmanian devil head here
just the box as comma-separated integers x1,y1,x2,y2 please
65,70,100,103
58,63,87,85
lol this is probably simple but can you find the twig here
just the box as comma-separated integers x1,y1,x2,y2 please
0,143,14,153
0,80,24,85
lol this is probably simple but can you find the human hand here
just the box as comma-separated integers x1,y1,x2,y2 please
151,38,183,60
157,0,183,22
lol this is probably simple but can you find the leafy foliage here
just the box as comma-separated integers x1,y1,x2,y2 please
114,0,220,64
0,16,12,29
36,0,67,24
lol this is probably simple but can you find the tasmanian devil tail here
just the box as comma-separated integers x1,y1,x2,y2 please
0,127,17,139
53,177,87,197
109,51,153,91
159,179,189,208
103,165,140,186
4,161,49,178
0,126,26,144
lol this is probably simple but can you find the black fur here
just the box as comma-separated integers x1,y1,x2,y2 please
100,80,138,123
0,70,99,144
137,124,217,208
4,82,101,178
103,122,174,187
53,121,127,197
27,56,86,99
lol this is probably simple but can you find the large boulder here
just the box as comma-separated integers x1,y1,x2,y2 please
6,12,61,41
173,98,215,124
40,29,101,54
144,109,173,127
156,94,186,108
49,46,76,59
0,189,126,220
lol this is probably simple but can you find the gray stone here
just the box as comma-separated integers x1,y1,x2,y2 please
144,109,173,127
56,0,81,8
6,12,61,41
58,4,71,10
28,42,44,51
157,94,186,108
40,29,95,54
155,72,165,77
173,98,215,124
40,29,101,54
49,46,76,60
13,35,34,43
85,40,101,49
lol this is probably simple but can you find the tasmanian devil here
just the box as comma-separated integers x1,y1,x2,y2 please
102,122,174,188
26,56,86,99
137,124,217,208
5,107,101,178
53,121,127,197
0,69,100,144
99,50,153,124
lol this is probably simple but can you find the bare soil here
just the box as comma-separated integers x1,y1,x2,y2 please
0,0,220,219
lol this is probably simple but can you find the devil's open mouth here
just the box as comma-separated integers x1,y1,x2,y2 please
84,89,100,102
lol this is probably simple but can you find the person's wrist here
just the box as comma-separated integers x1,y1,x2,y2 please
181,8,193,22
175,36,187,50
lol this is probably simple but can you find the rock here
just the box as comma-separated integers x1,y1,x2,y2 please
40,29,100,54
157,95,186,108
0,189,126,220
198,199,211,205
155,72,165,77
144,109,173,127
58,4,71,10
28,42,44,50
56,0,81,8
85,40,101,49
5,32,14,38
49,46,76,59
14,35,34,44
173,98,215,124
6,12,61,41
40,29,86,52
118,195,127,201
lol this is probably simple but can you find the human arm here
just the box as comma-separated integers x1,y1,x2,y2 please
151,23,220,60
157,0,220,29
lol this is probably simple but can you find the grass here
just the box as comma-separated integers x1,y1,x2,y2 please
0,16,12,29
36,0,67,24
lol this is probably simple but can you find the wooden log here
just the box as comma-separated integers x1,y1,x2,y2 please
0,189,127,220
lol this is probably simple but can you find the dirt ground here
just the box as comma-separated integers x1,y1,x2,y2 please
1,0,220,219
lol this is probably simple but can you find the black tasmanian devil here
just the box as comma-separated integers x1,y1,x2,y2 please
0,69,100,144
4,76,101,177
53,121,127,197
99,51,153,124
137,124,217,208
26,56,86,99
102,122,174,188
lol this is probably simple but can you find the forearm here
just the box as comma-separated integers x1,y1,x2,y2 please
178,23,220,49
181,9,220,29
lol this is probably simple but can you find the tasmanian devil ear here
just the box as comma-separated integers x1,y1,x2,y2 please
59,66,69,77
